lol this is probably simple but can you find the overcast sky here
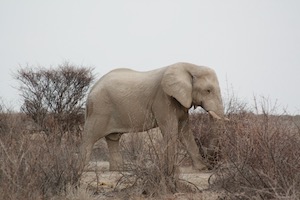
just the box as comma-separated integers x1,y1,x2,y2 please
0,1,300,114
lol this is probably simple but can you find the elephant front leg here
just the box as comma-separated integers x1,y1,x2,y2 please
155,116,179,176
105,134,123,171
179,121,208,171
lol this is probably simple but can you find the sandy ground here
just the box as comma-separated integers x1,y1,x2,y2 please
80,161,221,200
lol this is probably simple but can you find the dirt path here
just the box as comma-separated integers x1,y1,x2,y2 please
81,161,221,199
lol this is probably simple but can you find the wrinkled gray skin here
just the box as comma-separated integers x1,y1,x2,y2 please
81,62,226,171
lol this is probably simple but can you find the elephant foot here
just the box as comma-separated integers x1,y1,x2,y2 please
193,162,208,171
109,163,125,171
109,165,121,171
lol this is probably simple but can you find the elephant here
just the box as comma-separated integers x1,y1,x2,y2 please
81,62,226,171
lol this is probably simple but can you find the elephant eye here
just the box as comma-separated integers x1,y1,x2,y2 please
207,89,211,94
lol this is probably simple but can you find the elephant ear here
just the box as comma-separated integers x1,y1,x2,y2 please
161,64,193,108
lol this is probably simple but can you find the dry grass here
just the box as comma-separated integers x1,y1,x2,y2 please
209,100,300,199
1,96,300,199
0,106,83,200
119,129,183,197
190,113,223,169
188,95,300,199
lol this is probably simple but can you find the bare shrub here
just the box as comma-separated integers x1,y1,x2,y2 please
118,129,191,197
0,102,9,135
50,186,99,200
190,112,223,169
0,63,96,199
15,62,94,132
211,98,300,199
0,106,83,199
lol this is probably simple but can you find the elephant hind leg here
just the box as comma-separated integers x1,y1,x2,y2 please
80,139,94,170
105,133,123,171
80,117,108,170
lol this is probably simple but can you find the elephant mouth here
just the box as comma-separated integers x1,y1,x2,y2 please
194,103,222,119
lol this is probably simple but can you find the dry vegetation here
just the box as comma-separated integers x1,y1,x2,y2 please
0,64,94,200
0,65,299,199
0,106,83,200
14,62,94,131
2,97,299,200
119,129,190,197
212,109,300,199
193,98,300,199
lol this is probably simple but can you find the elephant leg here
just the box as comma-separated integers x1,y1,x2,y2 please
152,98,180,175
80,139,94,170
80,117,107,170
105,133,123,171
157,118,179,175
179,121,208,171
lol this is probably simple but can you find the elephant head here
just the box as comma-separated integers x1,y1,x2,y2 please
161,63,225,120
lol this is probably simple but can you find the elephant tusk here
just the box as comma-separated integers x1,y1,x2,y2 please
208,111,222,120
208,111,230,121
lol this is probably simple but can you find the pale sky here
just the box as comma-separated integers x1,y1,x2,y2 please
0,1,300,114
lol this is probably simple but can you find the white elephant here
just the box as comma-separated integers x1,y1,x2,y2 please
81,62,226,171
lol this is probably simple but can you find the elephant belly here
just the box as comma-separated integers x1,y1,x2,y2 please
108,108,158,134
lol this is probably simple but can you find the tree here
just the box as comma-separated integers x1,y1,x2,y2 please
15,62,95,132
